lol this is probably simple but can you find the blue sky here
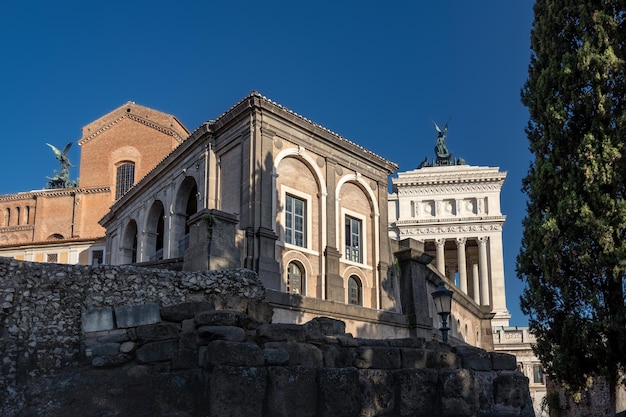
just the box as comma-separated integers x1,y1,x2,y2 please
0,1,535,326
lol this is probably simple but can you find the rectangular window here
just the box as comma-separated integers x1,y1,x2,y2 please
345,216,362,263
47,253,58,263
533,365,544,384
91,250,104,266
285,194,306,247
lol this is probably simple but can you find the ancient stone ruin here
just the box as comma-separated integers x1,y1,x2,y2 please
0,257,534,416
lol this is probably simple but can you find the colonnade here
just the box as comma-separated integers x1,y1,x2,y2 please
434,236,491,307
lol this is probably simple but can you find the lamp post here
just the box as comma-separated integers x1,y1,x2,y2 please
431,280,453,344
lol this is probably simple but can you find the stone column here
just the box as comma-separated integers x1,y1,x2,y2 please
456,237,467,294
435,238,446,276
478,236,489,306
472,261,480,304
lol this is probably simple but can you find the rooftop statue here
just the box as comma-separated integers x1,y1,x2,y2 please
434,121,451,160
417,121,467,168
46,142,77,189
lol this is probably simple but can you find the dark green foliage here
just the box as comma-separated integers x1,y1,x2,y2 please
518,0,626,403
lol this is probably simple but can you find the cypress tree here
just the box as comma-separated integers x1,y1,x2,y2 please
518,1,626,413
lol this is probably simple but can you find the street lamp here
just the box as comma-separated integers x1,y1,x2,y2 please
431,280,453,344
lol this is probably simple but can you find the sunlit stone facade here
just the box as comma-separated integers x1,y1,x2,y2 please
388,164,511,327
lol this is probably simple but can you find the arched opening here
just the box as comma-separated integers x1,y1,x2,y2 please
347,275,362,306
146,201,165,261
287,261,305,295
15,207,20,226
173,176,199,257
121,220,138,264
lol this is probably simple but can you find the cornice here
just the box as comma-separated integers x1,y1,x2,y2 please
395,215,506,226
0,225,34,233
396,183,503,196
0,187,110,201
78,113,186,146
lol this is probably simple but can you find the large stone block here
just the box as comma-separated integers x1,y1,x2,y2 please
354,346,402,370
396,368,440,416
493,371,533,411
400,347,428,369
440,369,479,416
318,368,362,417
160,301,215,322
81,307,114,332
491,352,517,371
209,365,267,417
359,369,396,417
135,322,180,343
205,340,265,367
135,339,179,363
256,323,307,343
264,342,323,368
115,303,160,328
266,366,318,417
455,345,492,371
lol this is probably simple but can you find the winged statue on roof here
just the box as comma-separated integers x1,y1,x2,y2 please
46,142,77,189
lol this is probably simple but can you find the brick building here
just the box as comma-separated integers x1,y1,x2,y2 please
0,102,188,264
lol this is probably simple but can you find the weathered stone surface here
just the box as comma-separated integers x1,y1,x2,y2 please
263,348,289,366
354,346,401,370
0,258,534,417
115,303,161,328
318,343,357,368
256,323,307,343
396,368,440,416
90,342,120,356
400,347,427,369
304,316,346,336
264,342,323,367
197,325,246,342
195,309,243,327
440,369,479,416
135,322,180,343
455,345,492,371
135,339,179,363
427,349,461,369
494,371,533,410
205,340,265,367
266,366,318,417
81,307,114,332
91,353,132,367
491,351,518,371
359,369,396,417
318,368,362,417
209,365,267,417
160,301,215,322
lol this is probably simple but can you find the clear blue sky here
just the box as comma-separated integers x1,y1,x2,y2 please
0,1,535,326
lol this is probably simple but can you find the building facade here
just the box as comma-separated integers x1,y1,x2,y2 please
100,92,400,311
0,102,189,265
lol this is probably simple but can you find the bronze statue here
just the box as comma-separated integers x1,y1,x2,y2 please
416,120,467,169
46,142,77,189
433,121,451,160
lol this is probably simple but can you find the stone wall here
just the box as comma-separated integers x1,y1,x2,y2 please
0,257,534,416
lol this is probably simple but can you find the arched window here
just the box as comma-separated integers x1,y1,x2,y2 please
287,261,305,295
348,275,362,305
115,162,135,200
15,207,20,225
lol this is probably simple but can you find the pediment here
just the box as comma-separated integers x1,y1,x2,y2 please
78,102,189,146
